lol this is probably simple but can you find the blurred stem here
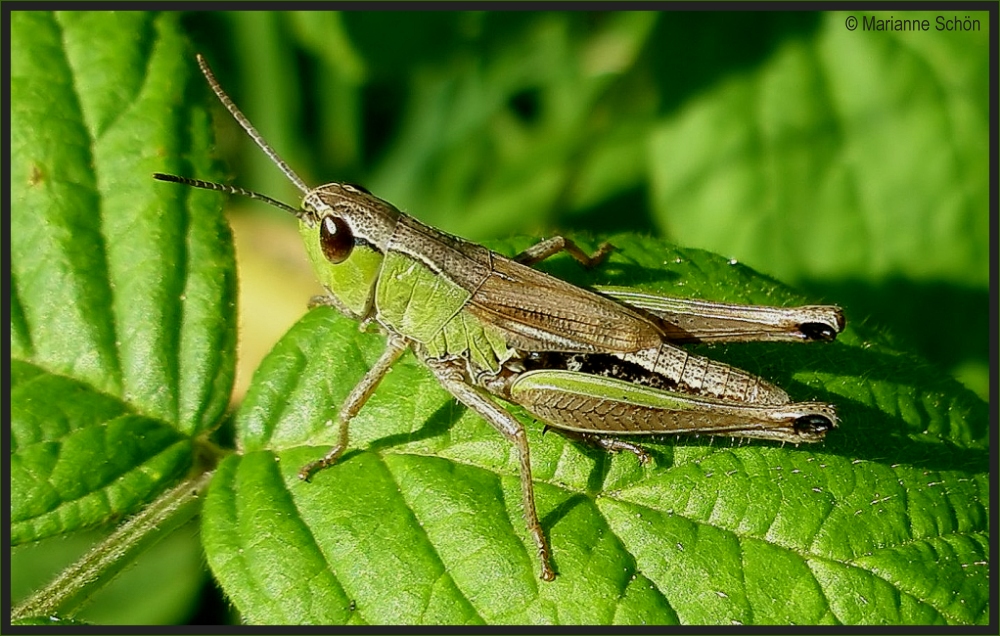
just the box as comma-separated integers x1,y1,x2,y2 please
11,469,214,622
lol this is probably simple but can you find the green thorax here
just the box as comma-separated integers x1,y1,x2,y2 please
373,217,512,373
374,250,510,372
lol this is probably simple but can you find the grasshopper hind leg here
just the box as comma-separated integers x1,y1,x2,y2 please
544,426,653,465
426,358,557,581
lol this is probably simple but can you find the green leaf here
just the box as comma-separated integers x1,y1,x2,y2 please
201,235,988,625
13,616,90,627
10,11,236,544
647,10,989,288
10,361,192,545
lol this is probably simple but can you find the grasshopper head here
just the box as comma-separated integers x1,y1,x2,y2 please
154,56,405,321
297,183,400,318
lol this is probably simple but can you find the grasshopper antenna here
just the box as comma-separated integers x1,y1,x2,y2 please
195,53,310,195
151,173,303,218
153,55,312,222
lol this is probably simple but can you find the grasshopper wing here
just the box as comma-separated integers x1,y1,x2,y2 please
467,256,665,353
597,287,845,343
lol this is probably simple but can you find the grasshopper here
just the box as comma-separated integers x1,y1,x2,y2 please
156,55,844,581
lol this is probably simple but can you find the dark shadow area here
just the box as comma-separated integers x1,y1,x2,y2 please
343,12,475,172
343,12,466,71
544,427,674,496
187,578,233,625
813,396,989,475
181,13,236,82
508,86,543,126
358,80,408,168
540,492,591,531
365,398,470,456
525,249,687,291
539,491,591,542
682,336,990,470
803,277,989,384
563,185,656,236
644,12,824,116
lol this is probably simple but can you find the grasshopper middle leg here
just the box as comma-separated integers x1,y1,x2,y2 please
544,427,653,464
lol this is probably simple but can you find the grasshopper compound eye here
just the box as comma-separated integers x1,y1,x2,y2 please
319,216,354,264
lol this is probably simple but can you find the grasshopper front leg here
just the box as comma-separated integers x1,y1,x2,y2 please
299,337,408,481
425,358,556,581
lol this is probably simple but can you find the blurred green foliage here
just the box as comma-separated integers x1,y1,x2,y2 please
185,10,989,400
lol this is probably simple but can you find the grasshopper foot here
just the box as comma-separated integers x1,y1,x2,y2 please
547,427,652,464
298,443,346,481
307,294,336,309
